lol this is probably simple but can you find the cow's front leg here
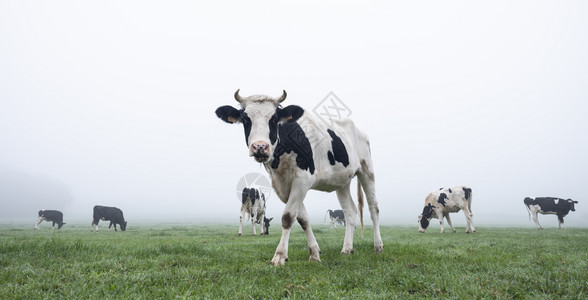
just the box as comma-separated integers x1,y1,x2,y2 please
438,212,445,233
272,183,309,266
34,217,43,230
336,183,357,254
297,204,320,262
251,214,257,236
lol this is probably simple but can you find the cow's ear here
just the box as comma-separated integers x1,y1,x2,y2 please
277,105,304,122
215,106,241,124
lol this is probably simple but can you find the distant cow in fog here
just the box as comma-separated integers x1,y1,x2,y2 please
35,210,66,230
325,209,345,228
524,197,578,229
261,217,273,235
92,205,127,232
418,186,475,233
239,187,267,236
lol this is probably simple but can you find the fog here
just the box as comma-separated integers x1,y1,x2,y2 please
1,1,586,229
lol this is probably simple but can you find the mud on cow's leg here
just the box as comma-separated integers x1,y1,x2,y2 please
297,204,321,262
271,182,309,266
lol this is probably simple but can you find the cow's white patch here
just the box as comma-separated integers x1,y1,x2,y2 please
553,199,559,205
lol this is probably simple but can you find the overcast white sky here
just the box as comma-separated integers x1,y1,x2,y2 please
1,1,586,229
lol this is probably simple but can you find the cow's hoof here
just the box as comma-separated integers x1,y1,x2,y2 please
452,230,457,233
374,245,383,253
309,254,321,262
238,233,242,237
341,248,354,254
271,253,288,266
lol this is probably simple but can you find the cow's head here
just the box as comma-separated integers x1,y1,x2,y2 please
120,222,127,231
418,203,435,233
263,217,273,235
215,89,304,163
567,199,578,211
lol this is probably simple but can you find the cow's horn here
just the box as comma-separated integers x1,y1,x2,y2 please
234,89,244,103
277,90,287,103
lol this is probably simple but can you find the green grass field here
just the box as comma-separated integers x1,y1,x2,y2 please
0,224,586,299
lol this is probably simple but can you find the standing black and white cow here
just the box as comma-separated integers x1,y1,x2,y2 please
34,210,66,230
418,186,475,233
91,205,127,232
239,187,268,236
324,209,346,228
216,90,382,265
524,197,578,230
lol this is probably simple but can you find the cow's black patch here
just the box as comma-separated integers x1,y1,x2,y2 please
420,204,435,229
271,121,315,174
297,216,309,231
326,129,349,167
448,188,452,193
240,111,252,146
463,187,472,201
437,193,448,207
282,213,294,229
241,188,249,204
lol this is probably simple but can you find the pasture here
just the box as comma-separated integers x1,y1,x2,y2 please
0,224,586,299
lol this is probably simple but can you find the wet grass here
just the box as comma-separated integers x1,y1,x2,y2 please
0,224,586,298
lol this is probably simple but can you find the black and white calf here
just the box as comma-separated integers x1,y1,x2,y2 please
418,186,475,233
91,205,127,232
35,210,66,230
261,217,273,235
524,197,578,229
325,209,346,228
239,187,268,236
216,90,382,266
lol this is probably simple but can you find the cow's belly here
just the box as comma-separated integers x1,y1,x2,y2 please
312,169,356,192
538,210,557,215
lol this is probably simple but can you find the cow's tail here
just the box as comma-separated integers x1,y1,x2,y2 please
357,179,364,238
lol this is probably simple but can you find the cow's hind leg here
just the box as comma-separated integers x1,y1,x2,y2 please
357,167,384,253
251,214,257,236
445,213,456,233
336,182,357,254
557,214,564,229
462,207,476,233
297,204,321,262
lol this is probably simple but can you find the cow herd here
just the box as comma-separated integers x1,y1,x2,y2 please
31,89,580,267
34,205,127,232
215,89,580,266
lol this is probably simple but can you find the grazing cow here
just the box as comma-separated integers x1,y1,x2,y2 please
524,197,578,229
34,210,66,230
91,205,127,232
239,187,268,236
216,90,382,265
261,217,274,235
324,209,346,228
418,186,475,233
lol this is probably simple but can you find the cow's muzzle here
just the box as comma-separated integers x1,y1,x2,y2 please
251,141,270,163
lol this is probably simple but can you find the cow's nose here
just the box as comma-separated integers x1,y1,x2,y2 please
251,142,269,153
